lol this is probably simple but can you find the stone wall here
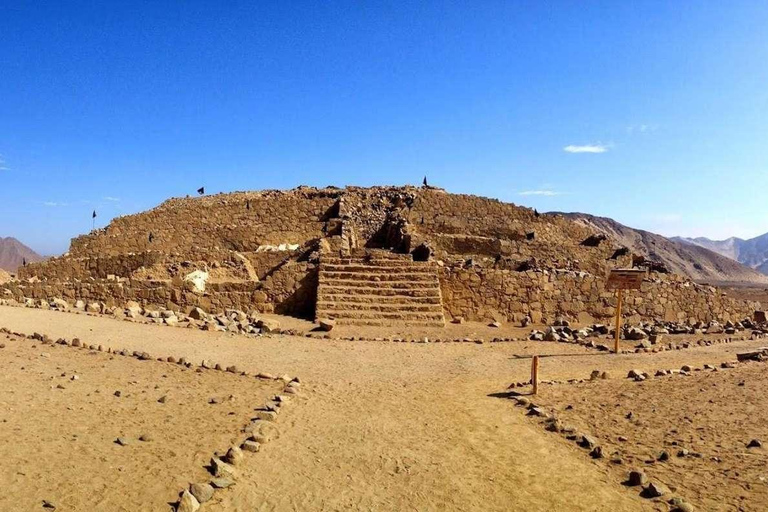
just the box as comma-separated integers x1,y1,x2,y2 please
3,262,317,319
68,189,340,258
440,267,759,324
18,251,164,281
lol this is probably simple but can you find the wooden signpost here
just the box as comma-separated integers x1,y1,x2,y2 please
531,355,540,395
606,269,646,353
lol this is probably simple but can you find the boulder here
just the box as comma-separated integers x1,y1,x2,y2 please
223,446,244,466
189,483,214,504
177,490,200,512
627,470,648,487
257,318,280,333
50,298,69,310
189,307,208,320
210,457,236,478
642,481,670,498
318,318,336,332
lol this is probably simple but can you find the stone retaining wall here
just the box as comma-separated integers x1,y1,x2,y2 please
440,267,759,324
3,262,317,319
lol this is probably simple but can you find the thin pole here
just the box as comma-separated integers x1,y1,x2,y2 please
614,289,623,354
531,355,540,395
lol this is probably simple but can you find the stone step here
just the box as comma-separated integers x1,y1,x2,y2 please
331,318,446,328
316,301,443,313
316,293,442,305
317,252,445,327
318,278,439,290
347,249,412,260
317,285,442,298
315,309,446,322
319,271,437,282
321,263,437,273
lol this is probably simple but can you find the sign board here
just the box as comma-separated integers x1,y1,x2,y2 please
606,268,646,290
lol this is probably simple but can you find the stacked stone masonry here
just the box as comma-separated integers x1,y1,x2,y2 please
4,186,760,325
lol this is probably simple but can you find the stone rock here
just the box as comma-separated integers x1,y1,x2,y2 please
626,327,647,341
189,483,214,504
189,307,208,320
115,437,131,446
737,351,765,362
754,311,767,324
579,435,597,450
210,457,236,478
254,410,278,421
139,434,153,442
318,318,335,332
86,302,102,313
257,318,280,333
223,446,244,466
177,490,200,512
627,469,648,487
50,297,69,310
642,481,670,498
210,477,234,489
747,439,762,448
241,440,261,452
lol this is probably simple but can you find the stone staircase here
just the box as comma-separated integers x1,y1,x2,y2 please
316,250,446,327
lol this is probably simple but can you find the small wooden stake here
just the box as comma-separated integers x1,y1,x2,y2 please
614,288,623,354
531,355,540,395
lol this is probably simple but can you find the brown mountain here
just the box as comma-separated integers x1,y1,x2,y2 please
549,212,768,284
672,233,768,275
0,237,43,272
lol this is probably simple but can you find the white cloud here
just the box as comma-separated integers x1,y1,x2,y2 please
43,201,69,207
0,155,9,171
103,196,120,202
563,144,608,154
519,190,564,197
627,123,659,134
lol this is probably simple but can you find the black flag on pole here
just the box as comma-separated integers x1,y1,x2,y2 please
92,210,97,219
422,176,428,187
197,187,205,195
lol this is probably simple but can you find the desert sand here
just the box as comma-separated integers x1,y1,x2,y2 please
0,328,282,512
4,305,768,510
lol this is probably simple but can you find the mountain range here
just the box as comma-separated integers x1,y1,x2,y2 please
0,237,43,272
550,213,768,284
672,234,768,275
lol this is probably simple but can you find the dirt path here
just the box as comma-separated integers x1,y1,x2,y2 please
4,306,734,510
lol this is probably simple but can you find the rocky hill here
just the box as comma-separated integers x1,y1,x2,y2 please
0,237,43,272
551,213,768,284
673,234,768,275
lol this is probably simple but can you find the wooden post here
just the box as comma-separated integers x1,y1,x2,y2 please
531,355,540,395
614,288,623,354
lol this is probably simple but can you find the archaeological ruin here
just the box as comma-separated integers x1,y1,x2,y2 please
2,186,759,326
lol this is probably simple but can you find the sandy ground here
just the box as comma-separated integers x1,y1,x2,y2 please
528,362,768,511
3,306,768,511
0,332,281,512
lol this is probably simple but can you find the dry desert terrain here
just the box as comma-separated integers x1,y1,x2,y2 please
2,305,768,511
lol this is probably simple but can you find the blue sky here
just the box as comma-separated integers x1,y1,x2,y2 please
2,1,767,255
